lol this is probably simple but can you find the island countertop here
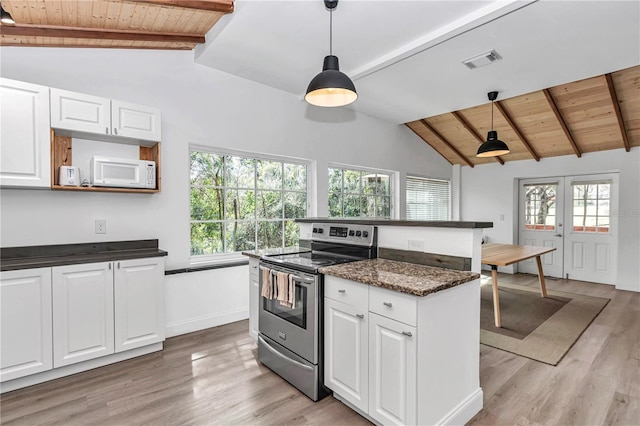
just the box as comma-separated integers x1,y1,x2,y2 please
318,258,480,297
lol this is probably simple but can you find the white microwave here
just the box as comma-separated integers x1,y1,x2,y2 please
90,156,156,189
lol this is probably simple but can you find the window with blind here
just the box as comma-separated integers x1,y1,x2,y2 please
406,176,450,220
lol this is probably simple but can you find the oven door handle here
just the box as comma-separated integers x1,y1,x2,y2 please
258,335,314,372
259,266,315,284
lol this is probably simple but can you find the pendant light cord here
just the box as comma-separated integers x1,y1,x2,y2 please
491,100,494,130
329,7,333,56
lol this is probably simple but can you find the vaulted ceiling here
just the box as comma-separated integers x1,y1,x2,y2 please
406,65,639,167
0,0,233,50
1,1,638,167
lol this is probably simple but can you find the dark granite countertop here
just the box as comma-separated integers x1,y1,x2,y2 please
296,217,493,229
319,258,480,297
241,246,311,259
0,240,167,272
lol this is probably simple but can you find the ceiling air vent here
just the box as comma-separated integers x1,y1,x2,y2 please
462,49,503,69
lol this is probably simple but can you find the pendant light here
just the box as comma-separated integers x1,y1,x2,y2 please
305,0,357,107
0,3,15,25
476,91,510,157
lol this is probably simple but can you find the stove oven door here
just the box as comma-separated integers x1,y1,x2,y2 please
258,263,318,364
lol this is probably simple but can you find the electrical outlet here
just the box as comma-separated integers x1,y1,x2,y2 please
408,239,425,251
95,219,107,234
500,213,505,221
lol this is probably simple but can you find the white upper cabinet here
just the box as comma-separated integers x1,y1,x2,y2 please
50,88,111,135
50,88,161,142
112,100,161,142
0,78,51,188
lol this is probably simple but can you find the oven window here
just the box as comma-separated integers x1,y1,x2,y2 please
263,283,307,329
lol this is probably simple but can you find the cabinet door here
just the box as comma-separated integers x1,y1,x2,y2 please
0,78,51,188
369,313,417,426
0,268,53,382
52,262,114,367
111,100,161,142
324,298,368,413
114,257,165,352
248,258,259,340
50,88,110,135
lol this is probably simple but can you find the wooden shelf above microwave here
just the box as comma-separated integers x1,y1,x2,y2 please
50,129,162,194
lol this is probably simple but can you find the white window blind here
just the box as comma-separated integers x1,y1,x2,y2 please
406,176,450,220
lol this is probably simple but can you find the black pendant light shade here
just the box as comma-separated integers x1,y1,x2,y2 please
305,0,357,107
305,55,357,107
476,91,510,157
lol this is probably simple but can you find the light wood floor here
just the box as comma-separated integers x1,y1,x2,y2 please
1,273,638,425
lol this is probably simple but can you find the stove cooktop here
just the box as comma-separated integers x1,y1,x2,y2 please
262,251,363,273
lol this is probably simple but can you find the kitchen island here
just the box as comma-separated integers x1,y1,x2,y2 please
319,258,482,426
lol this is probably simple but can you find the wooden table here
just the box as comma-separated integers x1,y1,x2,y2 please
481,243,557,327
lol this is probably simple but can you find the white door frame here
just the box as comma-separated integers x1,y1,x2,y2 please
518,177,565,278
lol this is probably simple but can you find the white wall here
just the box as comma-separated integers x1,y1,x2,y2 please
0,47,451,335
458,148,640,292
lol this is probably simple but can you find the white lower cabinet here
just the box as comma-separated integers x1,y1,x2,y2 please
52,262,115,367
114,258,165,352
0,268,53,382
0,256,166,387
368,313,417,426
324,275,482,426
248,258,259,340
324,298,369,413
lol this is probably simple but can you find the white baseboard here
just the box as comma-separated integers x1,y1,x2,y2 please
165,307,249,338
1,343,163,393
438,387,484,425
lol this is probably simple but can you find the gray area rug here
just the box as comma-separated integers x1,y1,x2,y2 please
480,282,609,365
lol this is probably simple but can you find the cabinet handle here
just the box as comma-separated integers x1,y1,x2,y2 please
356,314,364,319
402,331,412,337
117,262,120,269
109,263,112,270
114,128,118,135
106,127,109,134
338,289,346,293
383,302,393,308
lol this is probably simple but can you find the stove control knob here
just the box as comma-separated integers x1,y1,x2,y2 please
362,231,369,238
355,231,362,237
313,228,318,233
317,228,324,234
348,230,355,236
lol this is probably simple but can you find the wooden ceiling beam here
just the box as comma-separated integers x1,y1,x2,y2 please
130,0,234,14
406,125,453,166
604,73,631,152
494,101,540,161
450,112,504,165
0,23,205,44
419,119,474,168
543,89,582,158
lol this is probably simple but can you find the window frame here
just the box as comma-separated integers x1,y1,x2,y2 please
189,144,311,265
327,163,397,219
405,175,451,221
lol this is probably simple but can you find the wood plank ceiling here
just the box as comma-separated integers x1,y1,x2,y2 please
0,0,234,50
406,65,639,167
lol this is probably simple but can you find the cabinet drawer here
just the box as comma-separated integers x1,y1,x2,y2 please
324,276,368,310
369,286,417,326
